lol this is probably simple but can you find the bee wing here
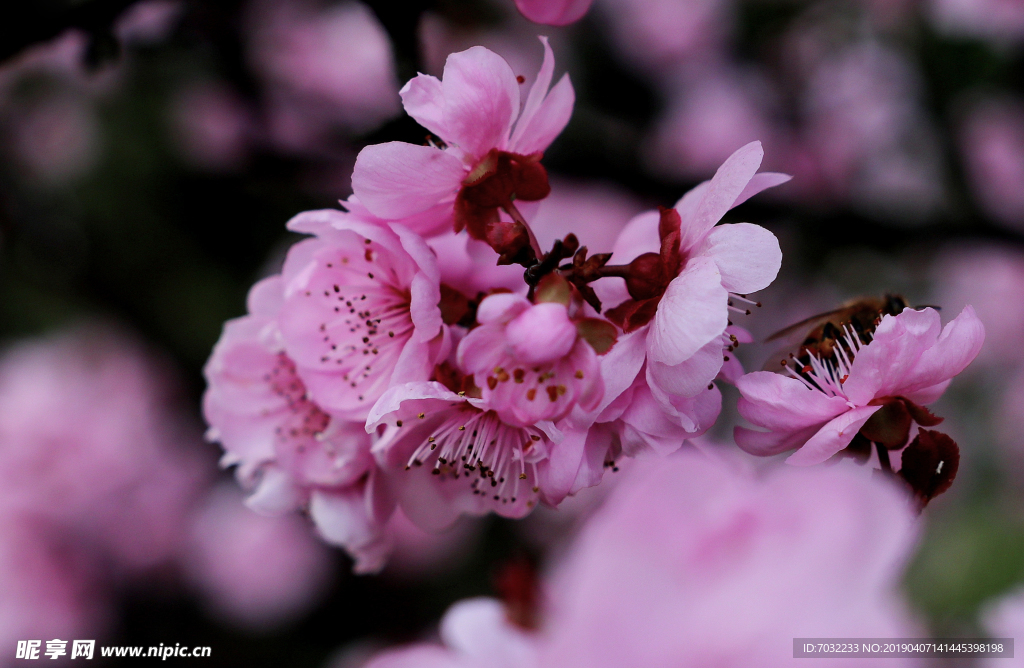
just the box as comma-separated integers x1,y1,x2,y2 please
764,307,850,342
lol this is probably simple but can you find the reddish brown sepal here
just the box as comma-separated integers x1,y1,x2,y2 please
493,554,541,631
860,400,913,449
903,399,944,427
861,396,944,449
439,284,471,326
432,361,480,397
576,318,618,354
899,429,959,509
600,207,685,331
605,296,661,333
456,149,551,241
484,221,536,266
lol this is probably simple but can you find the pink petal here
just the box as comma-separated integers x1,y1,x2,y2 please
365,381,463,432
400,73,446,138
618,381,690,456
514,0,594,25
510,73,574,156
509,36,555,150
695,222,781,294
351,142,465,219
647,337,725,399
537,427,589,506
594,328,647,417
456,324,507,378
735,371,849,432
734,423,823,457
440,46,520,157
506,303,577,364
677,141,764,253
644,369,722,435
896,306,985,398
648,256,729,366
785,405,882,466
246,275,284,320
309,488,390,573
842,308,943,405
610,210,660,263
244,466,304,515
476,292,530,324
570,425,614,495
731,172,791,207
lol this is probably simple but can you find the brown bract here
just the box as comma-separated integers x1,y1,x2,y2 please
455,149,551,265
899,429,959,509
605,207,683,332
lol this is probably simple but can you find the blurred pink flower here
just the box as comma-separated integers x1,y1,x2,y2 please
514,0,593,26
364,450,923,667
5,93,100,185
352,37,573,236
0,519,107,660
647,66,784,180
540,451,922,666
958,97,1024,231
797,41,944,216
980,587,1024,668
931,244,1024,366
735,306,984,465
168,80,252,171
928,0,1024,43
247,0,401,141
184,484,333,631
457,293,603,426
0,327,203,651
597,0,733,73
0,327,202,570
115,0,184,46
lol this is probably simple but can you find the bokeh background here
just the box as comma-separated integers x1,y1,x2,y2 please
2,0,1024,665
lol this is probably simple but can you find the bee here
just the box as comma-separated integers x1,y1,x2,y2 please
765,294,914,371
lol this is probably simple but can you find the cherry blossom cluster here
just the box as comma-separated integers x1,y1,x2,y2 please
203,37,983,570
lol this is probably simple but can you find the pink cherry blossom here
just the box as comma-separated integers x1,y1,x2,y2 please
514,0,593,26
351,37,574,236
597,141,786,419
735,306,985,466
204,275,393,572
183,484,333,631
539,451,922,667
367,381,584,530
277,208,449,421
457,293,603,426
